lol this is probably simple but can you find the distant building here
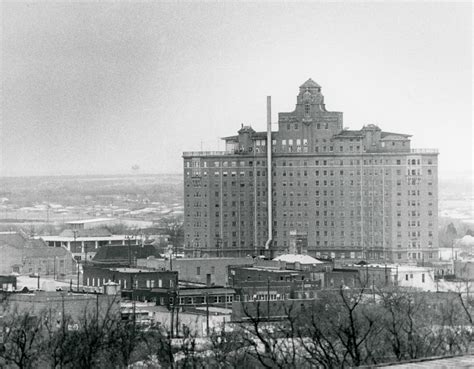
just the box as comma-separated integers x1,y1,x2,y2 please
65,218,119,230
0,231,73,276
439,247,462,261
183,79,439,263
40,228,141,262
140,227,171,252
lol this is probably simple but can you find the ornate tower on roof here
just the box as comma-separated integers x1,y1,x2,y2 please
278,78,343,135
297,78,325,111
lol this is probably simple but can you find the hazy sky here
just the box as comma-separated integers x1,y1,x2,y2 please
1,1,472,178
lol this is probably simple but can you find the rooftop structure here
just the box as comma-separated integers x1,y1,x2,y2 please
273,254,325,265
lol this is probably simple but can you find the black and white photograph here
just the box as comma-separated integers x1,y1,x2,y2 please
0,1,472,367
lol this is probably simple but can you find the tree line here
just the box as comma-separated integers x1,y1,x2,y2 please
0,286,472,368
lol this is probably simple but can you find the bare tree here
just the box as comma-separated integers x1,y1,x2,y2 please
0,311,45,369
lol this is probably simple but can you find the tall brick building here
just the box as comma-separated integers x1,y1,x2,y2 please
183,79,438,263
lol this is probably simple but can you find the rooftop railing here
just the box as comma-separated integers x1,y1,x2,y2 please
410,148,439,154
182,151,233,157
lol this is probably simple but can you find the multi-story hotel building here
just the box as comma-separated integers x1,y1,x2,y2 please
183,79,438,263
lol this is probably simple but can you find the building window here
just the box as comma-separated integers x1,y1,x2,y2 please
197,267,201,276
304,104,310,115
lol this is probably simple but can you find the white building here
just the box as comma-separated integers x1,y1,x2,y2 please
394,265,437,291
39,228,141,262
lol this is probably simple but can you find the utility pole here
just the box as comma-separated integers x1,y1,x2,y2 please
72,230,78,251
96,293,99,327
77,266,80,292
267,277,271,321
175,283,180,337
127,236,132,267
205,292,209,336
85,241,88,264
61,293,65,336
170,290,174,338
132,298,136,333
396,265,399,287
169,246,173,271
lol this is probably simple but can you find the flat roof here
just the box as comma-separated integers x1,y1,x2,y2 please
40,235,130,241
237,266,301,273
110,268,173,274
178,288,235,296
342,264,434,272
66,218,115,224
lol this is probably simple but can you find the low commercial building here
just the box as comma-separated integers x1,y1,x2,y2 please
389,265,436,291
0,288,121,324
121,302,231,337
82,264,178,292
324,268,360,289
121,285,236,310
334,263,437,291
231,298,318,322
137,256,253,286
228,264,323,302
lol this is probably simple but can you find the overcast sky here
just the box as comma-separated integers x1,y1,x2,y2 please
1,1,472,179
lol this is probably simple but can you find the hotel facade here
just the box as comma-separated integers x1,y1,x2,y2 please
183,79,438,263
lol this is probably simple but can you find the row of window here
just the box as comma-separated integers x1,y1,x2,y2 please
185,157,435,169
85,277,169,289
284,120,334,130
